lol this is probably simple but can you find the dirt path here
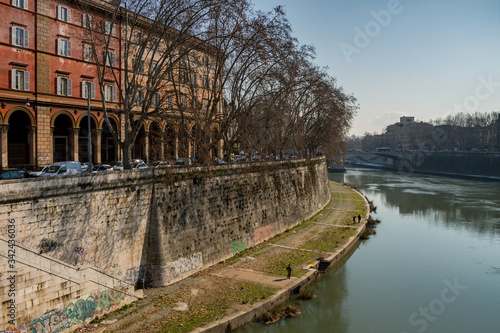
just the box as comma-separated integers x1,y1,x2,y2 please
75,182,367,333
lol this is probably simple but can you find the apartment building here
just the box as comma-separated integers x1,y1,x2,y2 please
0,0,221,168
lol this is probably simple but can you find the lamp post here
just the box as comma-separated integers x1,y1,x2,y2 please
87,81,93,171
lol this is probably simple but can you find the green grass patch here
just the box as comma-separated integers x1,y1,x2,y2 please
301,227,356,252
158,281,276,333
260,249,317,277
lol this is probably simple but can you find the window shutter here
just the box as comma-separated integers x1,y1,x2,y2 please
112,86,116,102
57,38,61,55
111,52,116,66
81,81,85,98
11,69,16,89
67,79,72,96
56,77,62,95
24,71,29,91
91,82,96,99
11,0,17,7
24,29,29,48
10,27,15,45
67,8,71,22
67,41,71,57
23,0,28,10
57,5,61,20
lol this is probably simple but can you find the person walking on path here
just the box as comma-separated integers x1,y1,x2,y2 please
286,264,292,279
353,216,356,223
358,214,361,223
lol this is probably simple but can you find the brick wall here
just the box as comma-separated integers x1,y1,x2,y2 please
0,157,330,331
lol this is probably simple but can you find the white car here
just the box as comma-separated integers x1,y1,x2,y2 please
29,165,50,177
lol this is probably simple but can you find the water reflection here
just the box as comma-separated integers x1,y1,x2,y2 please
238,169,500,333
336,169,500,236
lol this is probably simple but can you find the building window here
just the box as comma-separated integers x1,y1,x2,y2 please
166,69,173,81
135,32,143,43
133,58,144,74
11,26,29,48
167,96,173,109
57,5,71,23
12,0,28,10
203,75,209,89
105,51,116,67
57,38,71,57
150,61,158,75
81,81,95,99
134,90,144,106
56,76,72,96
179,70,188,84
152,93,160,107
83,44,93,62
202,55,209,66
11,69,29,91
82,13,92,29
105,21,115,36
105,84,116,102
192,72,198,86
180,96,187,108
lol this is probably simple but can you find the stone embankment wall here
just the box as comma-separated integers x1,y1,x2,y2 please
0,157,330,332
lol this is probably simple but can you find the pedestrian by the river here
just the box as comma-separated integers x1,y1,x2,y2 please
358,214,361,223
286,264,292,279
353,216,356,223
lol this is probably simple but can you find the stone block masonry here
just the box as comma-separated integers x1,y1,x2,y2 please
0,157,330,331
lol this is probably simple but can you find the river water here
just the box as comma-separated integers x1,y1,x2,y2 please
235,168,500,333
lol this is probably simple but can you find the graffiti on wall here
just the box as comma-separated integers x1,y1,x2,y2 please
29,287,127,333
146,252,203,284
230,239,246,255
123,264,146,284
253,225,274,243
58,246,124,278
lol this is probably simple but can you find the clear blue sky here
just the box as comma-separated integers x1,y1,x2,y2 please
252,0,500,135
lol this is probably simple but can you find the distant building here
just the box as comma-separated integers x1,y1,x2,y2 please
385,116,432,150
399,116,415,126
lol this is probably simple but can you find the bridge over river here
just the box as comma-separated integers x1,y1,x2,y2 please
345,150,500,179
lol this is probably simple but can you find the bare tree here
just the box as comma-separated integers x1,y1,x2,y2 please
81,0,217,168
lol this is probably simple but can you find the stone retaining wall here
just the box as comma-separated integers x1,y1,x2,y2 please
0,157,330,332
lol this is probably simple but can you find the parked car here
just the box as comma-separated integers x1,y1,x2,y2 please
174,158,192,166
92,164,112,173
0,169,27,180
149,161,173,168
80,162,92,173
113,161,124,171
214,158,226,164
132,162,148,169
29,165,50,177
39,161,82,177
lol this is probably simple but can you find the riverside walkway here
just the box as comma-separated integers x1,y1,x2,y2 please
77,182,368,333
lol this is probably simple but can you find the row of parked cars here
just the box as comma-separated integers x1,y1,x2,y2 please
0,158,196,180
2,154,290,180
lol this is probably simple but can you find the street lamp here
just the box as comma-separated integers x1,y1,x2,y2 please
87,81,93,171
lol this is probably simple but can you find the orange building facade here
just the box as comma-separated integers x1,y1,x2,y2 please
0,0,218,169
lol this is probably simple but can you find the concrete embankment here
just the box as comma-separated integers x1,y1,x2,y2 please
81,182,369,333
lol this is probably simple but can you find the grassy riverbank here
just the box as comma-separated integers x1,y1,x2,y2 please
77,182,367,333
